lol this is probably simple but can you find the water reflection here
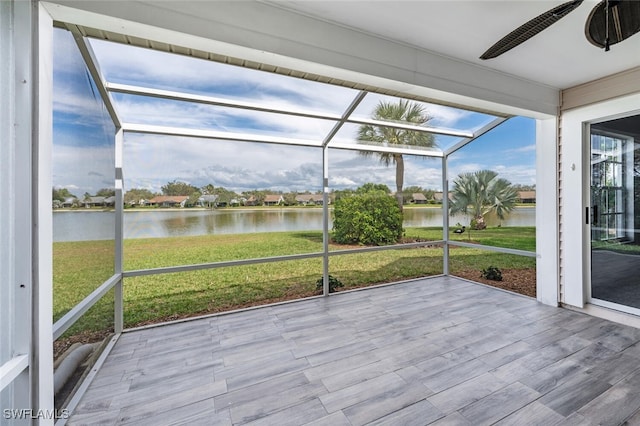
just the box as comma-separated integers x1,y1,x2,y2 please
54,207,535,242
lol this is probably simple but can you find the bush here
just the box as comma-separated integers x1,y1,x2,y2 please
481,266,503,281
315,275,344,293
332,192,404,245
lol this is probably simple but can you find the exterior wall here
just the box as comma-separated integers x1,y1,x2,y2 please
558,114,565,304
562,67,640,112
559,69,640,312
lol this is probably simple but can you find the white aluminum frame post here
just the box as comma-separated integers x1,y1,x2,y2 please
0,1,55,424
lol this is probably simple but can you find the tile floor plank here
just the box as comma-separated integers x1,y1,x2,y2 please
457,382,541,425
427,372,506,414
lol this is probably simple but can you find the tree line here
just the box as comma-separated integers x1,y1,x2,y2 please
52,180,451,208
54,177,533,210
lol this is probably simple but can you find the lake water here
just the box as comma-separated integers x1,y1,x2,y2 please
53,207,535,242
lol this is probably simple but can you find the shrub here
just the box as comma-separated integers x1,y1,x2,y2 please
481,266,503,281
332,192,403,245
315,274,344,293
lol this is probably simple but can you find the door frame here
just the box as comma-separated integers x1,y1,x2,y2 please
560,93,640,309
588,127,639,314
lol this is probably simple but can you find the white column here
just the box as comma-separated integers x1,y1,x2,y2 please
536,117,559,306
442,156,449,275
115,130,124,333
322,146,330,296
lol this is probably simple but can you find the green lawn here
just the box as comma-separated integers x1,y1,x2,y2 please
53,226,535,339
592,240,640,255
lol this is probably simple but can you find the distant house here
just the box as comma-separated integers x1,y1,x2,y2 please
83,196,106,208
148,195,189,208
311,194,327,205
103,196,116,206
245,196,259,206
411,193,427,204
130,198,149,207
129,198,149,207
264,194,284,206
61,197,76,208
518,191,536,203
198,194,218,208
295,194,314,205
433,192,453,203
295,194,326,206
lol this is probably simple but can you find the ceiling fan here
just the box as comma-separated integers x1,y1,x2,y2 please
480,0,640,60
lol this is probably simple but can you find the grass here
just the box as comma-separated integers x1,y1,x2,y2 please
444,226,536,251
449,247,536,271
53,226,535,341
592,240,640,255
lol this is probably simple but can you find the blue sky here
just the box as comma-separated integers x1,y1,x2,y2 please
52,29,536,197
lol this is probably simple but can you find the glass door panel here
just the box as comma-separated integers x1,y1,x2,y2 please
590,115,640,310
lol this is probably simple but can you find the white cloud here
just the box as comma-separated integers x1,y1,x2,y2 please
426,104,472,128
89,38,358,114
114,95,335,141
123,134,324,193
504,144,536,153
53,145,115,196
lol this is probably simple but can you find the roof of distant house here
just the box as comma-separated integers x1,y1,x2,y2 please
518,191,536,199
412,193,427,201
295,194,314,202
296,194,323,202
149,195,189,203
264,194,284,202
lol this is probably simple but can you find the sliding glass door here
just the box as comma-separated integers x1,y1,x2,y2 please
590,115,640,310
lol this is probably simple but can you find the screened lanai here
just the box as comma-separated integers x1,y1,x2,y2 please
52,23,539,350
46,22,543,419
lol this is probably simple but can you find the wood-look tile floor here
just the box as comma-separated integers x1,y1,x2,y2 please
68,277,640,425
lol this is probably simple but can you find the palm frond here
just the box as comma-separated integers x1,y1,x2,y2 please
449,169,517,223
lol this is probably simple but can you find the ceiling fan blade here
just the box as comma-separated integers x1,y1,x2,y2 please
585,0,640,49
480,0,584,60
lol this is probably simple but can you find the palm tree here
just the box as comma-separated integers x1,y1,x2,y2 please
357,100,435,209
449,170,518,230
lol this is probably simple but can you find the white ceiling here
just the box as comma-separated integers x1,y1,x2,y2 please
266,0,640,90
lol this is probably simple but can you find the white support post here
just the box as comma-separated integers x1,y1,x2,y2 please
536,117,559,306
114,130,124,333
322,147,330,296
442,156,450,276
33,2,55,423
